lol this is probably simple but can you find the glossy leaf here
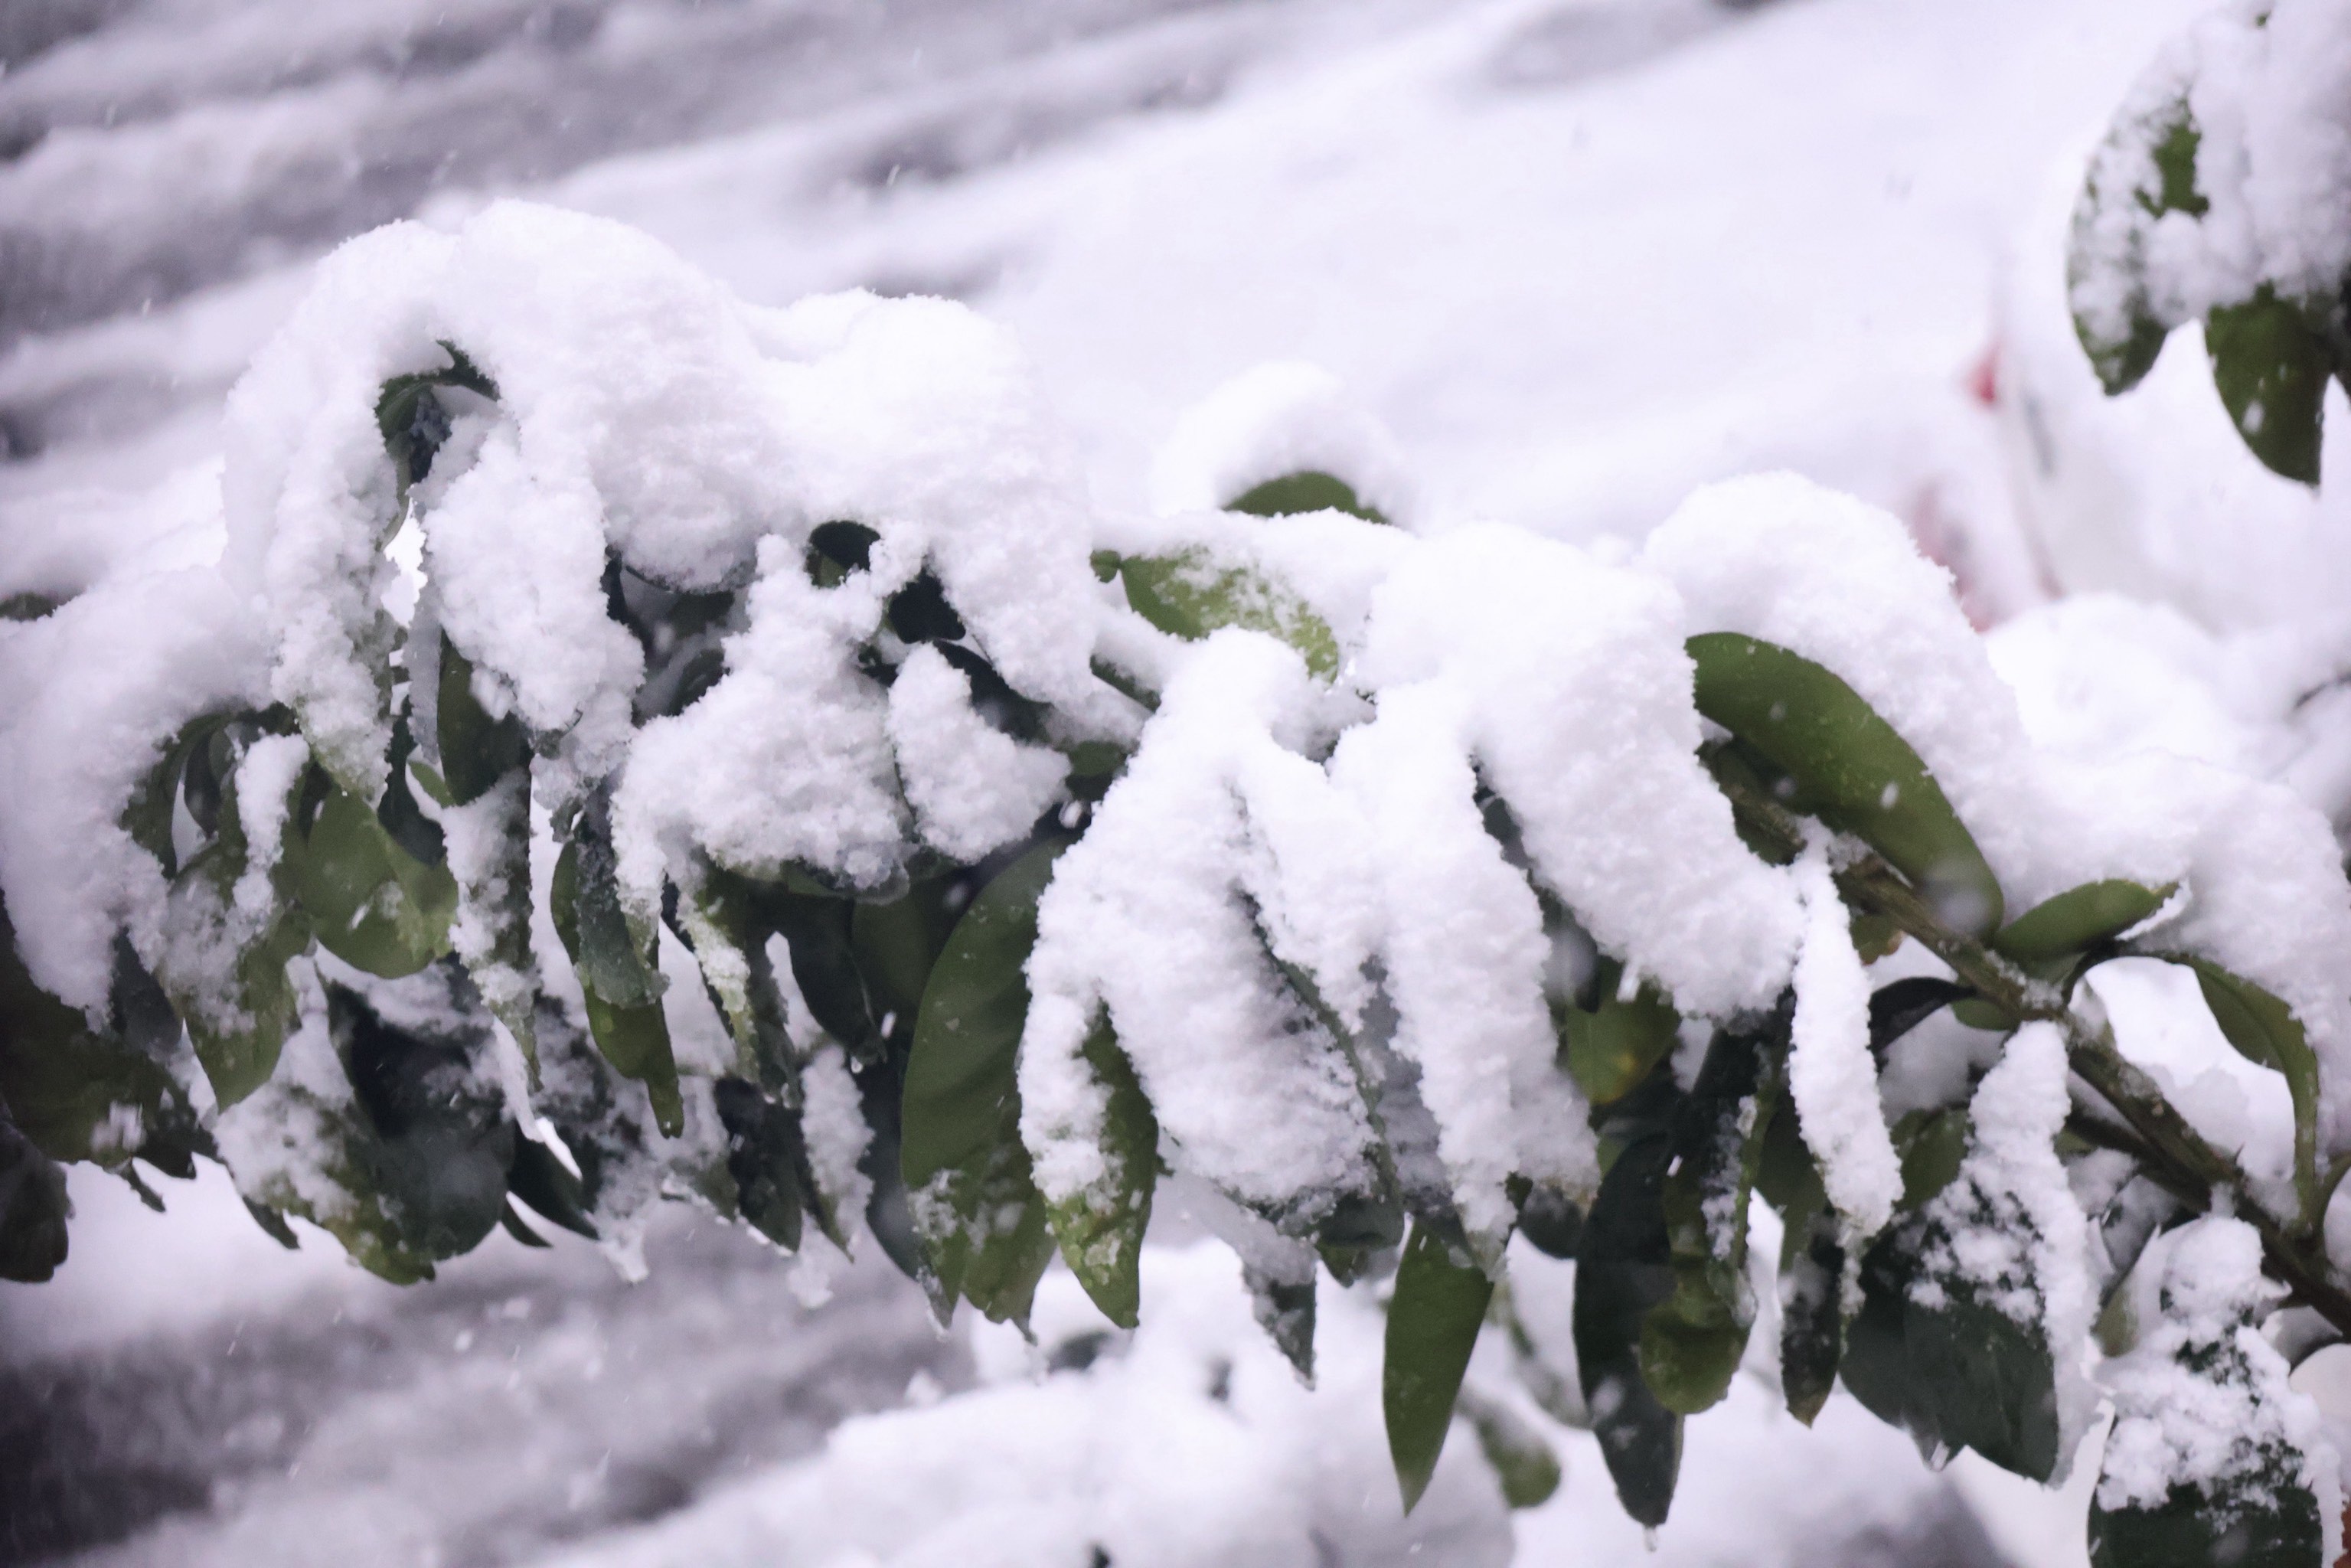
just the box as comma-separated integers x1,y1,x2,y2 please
1384,1222,1496,1513
1561,959,1680,1107
2172,957,2320,1221
1044,1016,1158,1329
713,1076,815,1252
1687,632,2003,937
2207,288,2330,487
1226,470,1389,524
1868,976,1971,1061
507,1134,597,1240
292,773,456,978
1119,548,1342,680
900,840,1065,1325
1993,880,2170,964
1640,1011,1782,1415
551,841,681,1135
1574,1133,1682,1527
436,639,529,807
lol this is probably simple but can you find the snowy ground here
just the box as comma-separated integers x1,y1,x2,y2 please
3,0,2338,1563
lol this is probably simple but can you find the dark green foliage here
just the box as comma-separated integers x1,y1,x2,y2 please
1687,632,2002,936
2206,289,2330,487
1640,1008,1784,1416
1225,470,1389,524
713,1076,813,1252
1383,1222,1496,1512
0,1105,70,1282
1043,1017,1158,1329
900,841,1065,1325
1575,1133,1682,1527
436,640,530,807
326,975,516,1275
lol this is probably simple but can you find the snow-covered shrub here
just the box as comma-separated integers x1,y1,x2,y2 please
2070,0,2351,486
3,196,2350,1566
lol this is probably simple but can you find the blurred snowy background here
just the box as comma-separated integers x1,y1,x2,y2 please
6,0,2347,1563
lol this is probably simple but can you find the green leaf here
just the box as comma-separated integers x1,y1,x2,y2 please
1640,1009,1783,1415
1993,880,2170,964
900,840,1065,1325
0,920,206,1172
1384,1221,1496,1513
2090,1479,2323,1568
1118,548,1342,681
1246,1262,1318,1382
2207,288,2330,487
506,1133,597,1240
1461,1387,1562,1510
1687,632,2003,937
550,841,681,1136
291,772,457,978
713,1076,815,1251
1573,1133,1682,1527
2167,958,2321,1223
1226,470,1389,524
436,639,529,807
243,1198,300,1250
377,341,498,500
0,1107,70,1282
317,975,517,1279
1753,1065,1842,1423
122,712,237,878
1044,1016,1158,1329
1842,1217,2064,1481
2068,98,2199,395
1513,1181,1584,1260
851,875,968,1047
1868,976,1971,1060
1561,959,1681,1107
161,754,312,1109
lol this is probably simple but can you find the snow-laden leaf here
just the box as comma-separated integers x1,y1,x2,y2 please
1383,1220,1495,1513
1687,632,2003,937
713,1076,815,1252
2091,1218,2333,1568
1226,469,1389,525
157,737,314,1108
550,838,681,1135
1117,547,1342,681
1043,1015,1157,1329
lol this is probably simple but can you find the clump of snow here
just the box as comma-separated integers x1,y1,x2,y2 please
2100,1215,2340,1559
1918,1023,2101,1476
2075,0,2351,334
1788,847,1901,1243
886,645,1070,862
1147,360,1420,527
1023,632,1378,1224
